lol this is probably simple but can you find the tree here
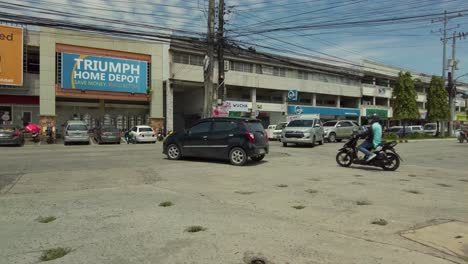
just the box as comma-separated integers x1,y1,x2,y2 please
426,76,450,137
392,71,420,137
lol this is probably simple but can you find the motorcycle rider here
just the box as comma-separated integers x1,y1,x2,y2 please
354,114,382,161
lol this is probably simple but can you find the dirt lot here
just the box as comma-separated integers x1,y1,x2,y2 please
0,139,467,264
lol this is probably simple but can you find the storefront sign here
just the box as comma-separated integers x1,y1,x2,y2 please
0,25,23,86
61,53,148,93
456,113,467,121
287,90,298,101
365,108,388,119
223,101,249,112
288,105,360,116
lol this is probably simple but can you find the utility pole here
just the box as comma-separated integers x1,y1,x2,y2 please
442,10,448,80
203,0,215,118
448,31,457,136
217,0,226,101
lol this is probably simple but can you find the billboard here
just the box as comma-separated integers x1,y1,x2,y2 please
288,105,360,116
0,25,23,86
61,52,148,94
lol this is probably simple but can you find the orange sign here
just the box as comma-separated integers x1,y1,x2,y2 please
0,25,23,86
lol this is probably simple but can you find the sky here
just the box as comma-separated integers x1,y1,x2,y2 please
1,0,468,81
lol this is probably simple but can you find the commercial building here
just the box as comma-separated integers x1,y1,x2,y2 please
1,24,167,135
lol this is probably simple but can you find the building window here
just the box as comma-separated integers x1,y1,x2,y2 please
298,71,308,80
256,64,262,74
299,98,311,104
22,111,32,123
173,53,190,64
25,46,40,74
189,55,204,66
230,61,253,73
273,67,286,77
55,52,62,84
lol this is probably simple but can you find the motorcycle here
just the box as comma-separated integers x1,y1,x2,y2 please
157,128,164,141
458,130,467,143
336,136,401,171
46,125,55,144
24,123,41,143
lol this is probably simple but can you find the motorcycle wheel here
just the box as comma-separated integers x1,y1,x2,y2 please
336,151,353,167
382,152,400,171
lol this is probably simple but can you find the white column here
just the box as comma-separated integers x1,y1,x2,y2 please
372,77,376,85
372,96,376,106
387,98,390,107
251,88,257,118
336,95,341,108
312,94,317,106
165,80,173,132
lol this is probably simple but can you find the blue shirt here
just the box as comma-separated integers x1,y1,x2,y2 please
372,122,382,148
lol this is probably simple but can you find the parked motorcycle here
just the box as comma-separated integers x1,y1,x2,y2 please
157,128,164,141
24,123,41,143
336,136,401,171
458,130,467,143
46,125,55,144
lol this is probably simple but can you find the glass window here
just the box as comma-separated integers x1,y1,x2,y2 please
189,55,204,66
68,124,87,131
245,121,264,132
190,122,211,134
276,123,288,129
339,121,352,127
323,121,337,127
173,53,190,64
139,127,153,132
102,127,119,132
26,46,40,74
287,120,314,127
256,64,262,74
273,67,286,77
131,127,137,132
213,121,237,133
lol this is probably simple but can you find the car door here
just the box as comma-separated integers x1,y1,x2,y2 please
130,126,137,139
182,121,212,157
209,120,239,158
341,121,354,138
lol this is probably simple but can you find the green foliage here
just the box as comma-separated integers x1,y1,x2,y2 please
383,132,398,141
392,71,420,121
427,76,450,122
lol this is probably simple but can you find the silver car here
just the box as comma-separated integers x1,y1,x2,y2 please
281,118,324,147
63,120,90,145
323,120,359,143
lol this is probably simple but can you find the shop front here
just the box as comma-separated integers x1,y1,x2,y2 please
54,44,152,134
456,112,467,123
287,105,360,121
0,95,40,126
214,100,286,128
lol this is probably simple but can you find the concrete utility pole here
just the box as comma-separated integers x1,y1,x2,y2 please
442,11,448,80
217,0,226,101
203,0,215,118
448,31,457,136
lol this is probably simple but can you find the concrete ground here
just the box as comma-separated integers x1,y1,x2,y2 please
0,139,467,264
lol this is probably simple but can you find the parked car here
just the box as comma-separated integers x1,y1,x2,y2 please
0,125,24,146
272,122,288,140
163,117,269,166
94,126,121,144
281,118,324,147
63,120,90,145
386,126,421,138
129,125,157,143
423,123,448,136
266,125,277,140
322,120,359,143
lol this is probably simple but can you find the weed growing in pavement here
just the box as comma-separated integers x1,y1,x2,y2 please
351,182,365,185
353,174,363,177
405,189,422,194
36,216,56,223
459,179,468,182
436,183,452,187
292,205,306,210
371,218,388,226
276,184,288,188
185,226,206,233
305,189,318,194
399,179,410,182
159,201,174,207
308,178,321,181
40,247,71,261
234,191,256,195
356,199,372,206
408,174,417,177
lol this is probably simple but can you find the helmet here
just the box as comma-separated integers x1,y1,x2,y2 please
368,113,380,124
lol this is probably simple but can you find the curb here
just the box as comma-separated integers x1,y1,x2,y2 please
397,138,457,143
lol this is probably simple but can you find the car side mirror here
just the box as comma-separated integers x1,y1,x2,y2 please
315,124,321,128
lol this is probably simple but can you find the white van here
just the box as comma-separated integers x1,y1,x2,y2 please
281,117,324,147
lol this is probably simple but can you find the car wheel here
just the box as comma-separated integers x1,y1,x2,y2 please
328,133,336,143
282,142,287,147
229,147,247,166
251,154,265,162
318,139,323,145
117,141,121,144
311,136,316,147
167,144,182,160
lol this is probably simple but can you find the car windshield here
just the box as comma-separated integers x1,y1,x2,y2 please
139,127,153,132
276,123,287,129
288,120,314,127
102,127,119,132
245,121,264,132
323,121,337,127
0,126,15,132
424,124,436,130
68,124,87,131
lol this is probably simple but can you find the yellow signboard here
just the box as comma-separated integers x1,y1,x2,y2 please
0,25,23,86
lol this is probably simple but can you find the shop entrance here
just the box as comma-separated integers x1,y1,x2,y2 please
172,84,204,131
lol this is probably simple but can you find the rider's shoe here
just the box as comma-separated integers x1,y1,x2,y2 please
366,153,377,162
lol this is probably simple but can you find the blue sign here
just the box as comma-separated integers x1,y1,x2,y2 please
288,105,360,116
287,90,298,101
61,53,148,93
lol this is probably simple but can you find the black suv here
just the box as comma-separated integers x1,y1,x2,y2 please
163,117,269,166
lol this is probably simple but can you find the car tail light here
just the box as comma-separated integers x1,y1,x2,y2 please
246,132,255,143
13,130,21,138
265,131,269,141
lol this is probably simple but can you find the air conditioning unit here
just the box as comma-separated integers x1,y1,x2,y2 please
224,60,230,71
